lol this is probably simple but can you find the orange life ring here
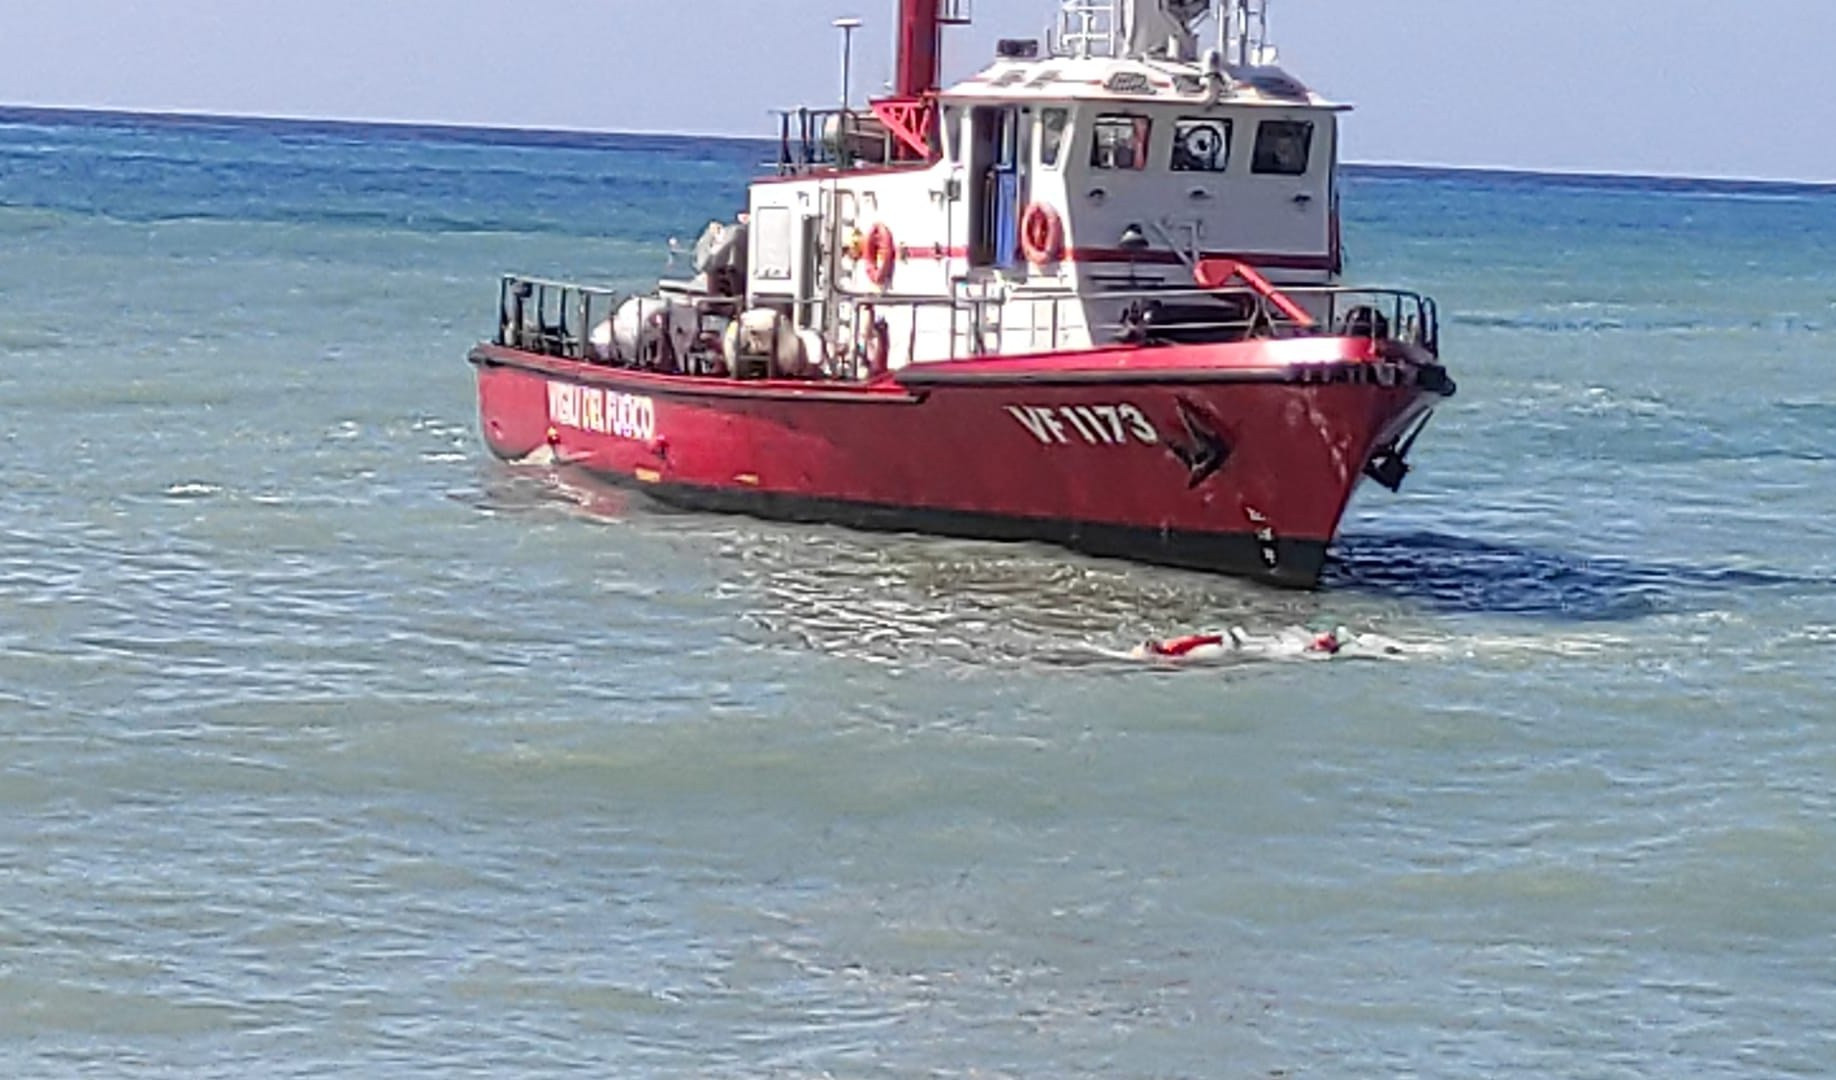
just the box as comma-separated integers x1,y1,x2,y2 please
1019,202,1064,265
863,223,896,287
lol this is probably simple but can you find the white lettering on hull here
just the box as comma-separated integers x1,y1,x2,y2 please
547,381,657,442
1005,403,1159,446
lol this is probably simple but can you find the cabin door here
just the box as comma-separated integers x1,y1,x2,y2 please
969,106,1028,268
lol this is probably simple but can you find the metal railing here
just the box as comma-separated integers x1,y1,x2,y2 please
1051,0,1122,58
844,280,1440,362
772,108,899,176
1070,283,1440,354
494,275,741,372
938,0,973,24
496,275,612,359
1223,0,1272,67
493,273,1440,375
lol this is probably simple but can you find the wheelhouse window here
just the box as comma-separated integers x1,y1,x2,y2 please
1090,114,1151,171
1252,120,1314,175
1171,117,1232,172
1038,108,1069,168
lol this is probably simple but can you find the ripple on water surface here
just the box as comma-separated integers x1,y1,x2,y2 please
4,115,1836,1077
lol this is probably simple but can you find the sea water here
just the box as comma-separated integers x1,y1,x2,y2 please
2,108,1834,1078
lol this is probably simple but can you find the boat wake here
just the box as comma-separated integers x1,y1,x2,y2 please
505,444,567,468
467,488,1693,675
1063,622,1651,672
1072,624,1423,668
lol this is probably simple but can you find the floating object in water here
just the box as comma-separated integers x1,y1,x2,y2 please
1130,625,1405,662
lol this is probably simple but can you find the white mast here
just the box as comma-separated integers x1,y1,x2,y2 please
1120,0,1207,59
1222,0,1273,67
1054,1,1211,60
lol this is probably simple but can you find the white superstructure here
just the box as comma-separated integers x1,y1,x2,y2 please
645,2,1350,378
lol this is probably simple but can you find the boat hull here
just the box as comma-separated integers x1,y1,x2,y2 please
469,336,1451,587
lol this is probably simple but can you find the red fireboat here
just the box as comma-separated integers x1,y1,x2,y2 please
470,0,1454,586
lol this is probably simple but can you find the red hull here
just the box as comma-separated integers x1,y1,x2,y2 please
470,336,1451,586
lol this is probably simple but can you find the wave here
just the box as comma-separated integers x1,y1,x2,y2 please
1453,312,1828,335
0,201,696,241
0,105,777,155
1324,530,1823,620
1347,163,1836,200
0,327,68,352
7,109,1826,196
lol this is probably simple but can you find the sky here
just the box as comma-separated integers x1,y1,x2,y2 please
2,0,1833,181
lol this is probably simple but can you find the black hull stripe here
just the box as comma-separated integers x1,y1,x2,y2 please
570,467,1330,588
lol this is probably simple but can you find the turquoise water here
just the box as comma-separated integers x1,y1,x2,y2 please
3,107,1836,1077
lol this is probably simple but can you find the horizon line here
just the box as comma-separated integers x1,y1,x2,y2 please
4,101,1834,190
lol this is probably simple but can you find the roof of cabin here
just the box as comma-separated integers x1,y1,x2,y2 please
939,56,1345,111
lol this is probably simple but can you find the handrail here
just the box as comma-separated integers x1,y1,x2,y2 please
839,280,1437,350
1192,258,1315,328
1051,0,1121,59
770,106,908,175
496,274,620,360
493,272,1441,373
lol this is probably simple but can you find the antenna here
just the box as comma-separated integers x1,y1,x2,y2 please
834,17,863,114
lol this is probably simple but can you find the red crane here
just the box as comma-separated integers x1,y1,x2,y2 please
874,0,971,159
